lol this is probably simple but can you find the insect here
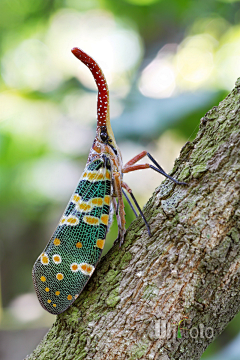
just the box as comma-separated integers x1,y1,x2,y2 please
32,48,186,315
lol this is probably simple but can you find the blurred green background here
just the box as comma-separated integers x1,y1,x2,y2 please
0,0,240,359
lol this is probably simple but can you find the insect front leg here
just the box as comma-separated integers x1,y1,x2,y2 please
122,151,187,185
113,172,126,246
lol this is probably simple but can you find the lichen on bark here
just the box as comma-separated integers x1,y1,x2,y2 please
26,79,240,360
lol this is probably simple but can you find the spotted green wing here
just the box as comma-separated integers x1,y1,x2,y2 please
32,156,112,314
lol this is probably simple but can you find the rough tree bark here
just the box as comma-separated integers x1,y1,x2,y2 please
26,79,240,360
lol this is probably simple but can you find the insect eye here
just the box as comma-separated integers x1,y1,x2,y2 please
100,132,108,142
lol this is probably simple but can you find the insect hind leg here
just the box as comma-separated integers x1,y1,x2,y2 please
113,172,126,247
122,182,151,237
122,188,138,218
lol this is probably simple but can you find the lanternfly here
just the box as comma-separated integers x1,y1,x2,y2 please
32,48,186,315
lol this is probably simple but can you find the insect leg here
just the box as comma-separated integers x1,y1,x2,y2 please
114,197,119,215
123,150,148,168
123,151,187,185
112,197,123,245
146,152,187,185
122,182,151,237
122,188,138,218
113,172,126,246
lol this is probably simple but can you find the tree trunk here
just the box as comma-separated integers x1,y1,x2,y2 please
26,79,240,360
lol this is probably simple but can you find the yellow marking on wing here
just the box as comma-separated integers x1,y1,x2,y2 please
96,173,104,180
81,264,87,271
41,253,49,265
45,287,50,292
40,276,46,282
55,291,60,296
53,238,61,246
52,255,61,264
73,194,81,202
67,216,79,226
87,171,98,181
79,263,95,276
96,239,105,249
78,202,92,212
83,170,108,182
67,295,73,300
106,171,111,180
101,214,109,226
91,198,103,207
76,242,82,248
53,304,57,308
86,265,94,274
70,263,78,272
56,273,64,281
104,195,110,205
59,216,67,225
47,299,51,303
83,215,100,225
